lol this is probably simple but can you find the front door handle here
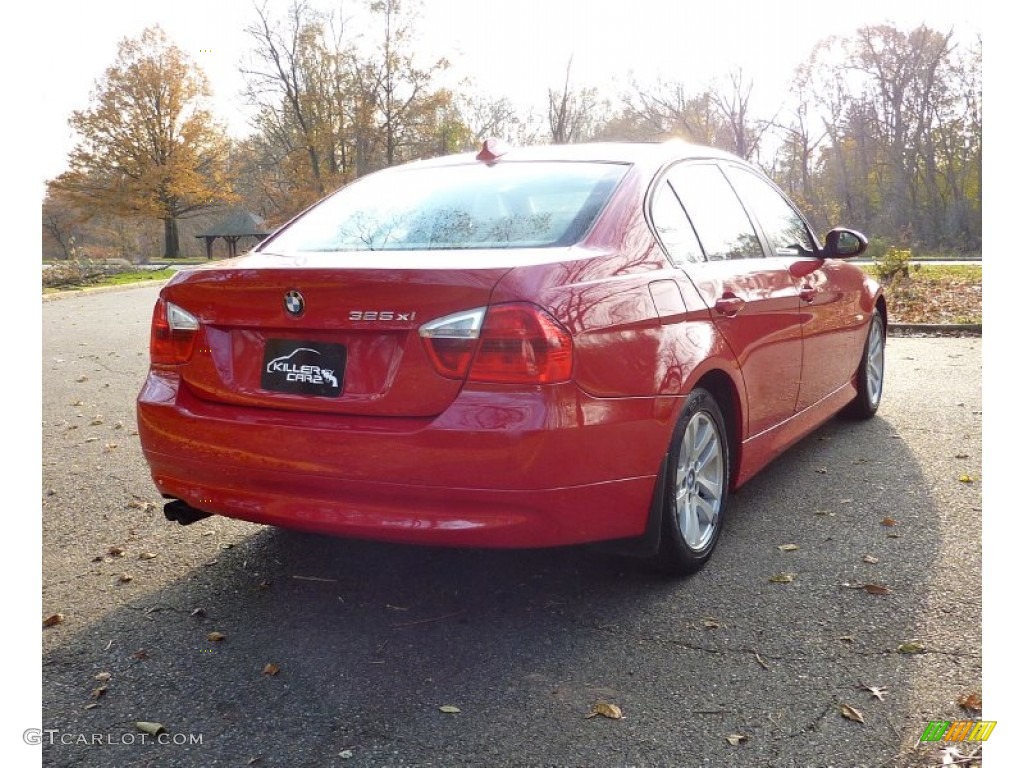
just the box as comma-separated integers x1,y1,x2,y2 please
799,285,815,303
714,294,745,317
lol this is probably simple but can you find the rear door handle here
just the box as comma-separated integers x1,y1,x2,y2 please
714,294,745,317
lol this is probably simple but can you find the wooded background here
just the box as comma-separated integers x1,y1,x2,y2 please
42,0,981,261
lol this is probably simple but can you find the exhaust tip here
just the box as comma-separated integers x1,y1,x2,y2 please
163,500,212,526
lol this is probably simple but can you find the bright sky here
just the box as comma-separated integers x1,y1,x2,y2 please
36,0,982,191
13,3,1015,762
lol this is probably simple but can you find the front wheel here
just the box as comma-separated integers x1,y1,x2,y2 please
845,308,885,419
654,388,730,575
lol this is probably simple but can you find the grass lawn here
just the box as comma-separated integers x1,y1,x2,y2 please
867,264,982,325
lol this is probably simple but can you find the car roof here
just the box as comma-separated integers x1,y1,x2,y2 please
403,139,743,171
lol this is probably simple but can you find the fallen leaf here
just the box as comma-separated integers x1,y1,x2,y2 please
816,467,828,474
90,415,104,426
813,509,835,516
108,546,125,558
898,641,925,654
586,701,623,720
438,705,461,714
725,733,748,745
84,703,100,710
339,751,354,760
777,544,800,552
135,722,166,736
862,583,891,595
117,573,133,584
207,631,226,642
881,517,898,526
94,672,112,683
91,686,107,699
839,498,853,504
132,649,149,660
768,572,796,584
138,552,157,560
841,703,865,723
954,453,969,459
863,555,879,564
220,543,234,550
191,608,206,617
858,683,888,701
262,663,280,676
838,635,855,643
104,443,119,451
957,692,982,712
958,475,974,484
43,613,64,628
76,375,88,383
84,437,99,443
702,617,721,629
247,758,262,766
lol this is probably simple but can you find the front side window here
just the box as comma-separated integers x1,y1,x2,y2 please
262,162,628,252
667,164,763,261
724,165,816,256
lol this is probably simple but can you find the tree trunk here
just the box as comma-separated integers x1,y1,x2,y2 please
163,217,180,258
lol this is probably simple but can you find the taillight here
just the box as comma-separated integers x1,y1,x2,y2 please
419,308,485,379
150,298,199,365
420,304,573,384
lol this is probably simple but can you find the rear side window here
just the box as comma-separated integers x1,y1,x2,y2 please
650,182,705,264
667,164,763,261
263,162,628,252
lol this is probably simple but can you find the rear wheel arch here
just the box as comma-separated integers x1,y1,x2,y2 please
690,369,742,489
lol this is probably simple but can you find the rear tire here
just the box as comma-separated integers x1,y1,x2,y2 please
654,388,730,575
845,308,885,419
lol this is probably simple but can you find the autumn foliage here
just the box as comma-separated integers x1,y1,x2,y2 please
52,26,234,257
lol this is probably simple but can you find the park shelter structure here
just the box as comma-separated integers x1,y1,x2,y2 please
195,211,271,259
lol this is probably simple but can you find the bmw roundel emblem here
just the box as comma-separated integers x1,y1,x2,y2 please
284,290,305,317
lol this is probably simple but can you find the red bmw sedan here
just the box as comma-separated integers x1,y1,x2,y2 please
137,140,884,573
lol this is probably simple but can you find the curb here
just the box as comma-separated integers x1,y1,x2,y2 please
889,323,981,337
42,279,170,302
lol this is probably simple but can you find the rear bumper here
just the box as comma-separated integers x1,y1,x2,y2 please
137,371,673,547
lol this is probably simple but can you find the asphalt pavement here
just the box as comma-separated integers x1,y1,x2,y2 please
41,285,983,768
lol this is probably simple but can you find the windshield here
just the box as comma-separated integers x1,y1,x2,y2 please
262,161,628,252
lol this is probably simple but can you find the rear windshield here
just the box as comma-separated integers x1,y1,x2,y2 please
262,161,628,252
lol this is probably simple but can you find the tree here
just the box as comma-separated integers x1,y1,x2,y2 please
41,186,80,260
52,26,234,257
547,57,605,144
709,69,773,161
241,0,464,218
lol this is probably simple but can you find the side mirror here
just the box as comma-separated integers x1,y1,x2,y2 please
822,228,868,259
